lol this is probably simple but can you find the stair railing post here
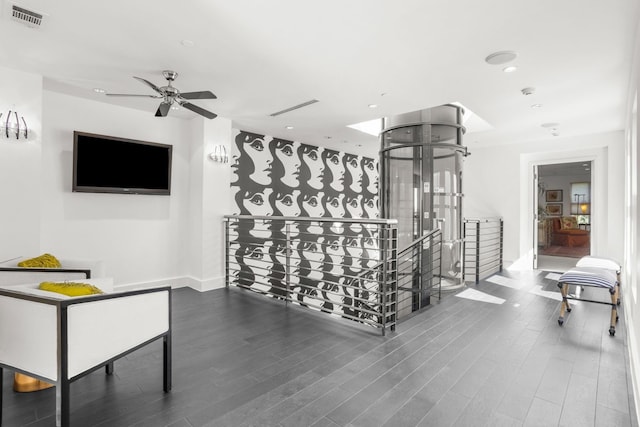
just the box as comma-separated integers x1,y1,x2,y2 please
224,218,230,288
475,221,480,284
285,222,291,305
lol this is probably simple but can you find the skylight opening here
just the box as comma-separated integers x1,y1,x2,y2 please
347,102,492,138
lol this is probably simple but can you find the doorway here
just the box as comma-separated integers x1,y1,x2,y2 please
536,161,592,271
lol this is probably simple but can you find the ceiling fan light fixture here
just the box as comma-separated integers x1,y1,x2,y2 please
106,70,218,119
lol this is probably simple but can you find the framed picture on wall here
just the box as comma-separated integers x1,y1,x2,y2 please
546,190,563,202
546,203,563,216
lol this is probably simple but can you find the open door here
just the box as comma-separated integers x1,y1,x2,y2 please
533,165,540,269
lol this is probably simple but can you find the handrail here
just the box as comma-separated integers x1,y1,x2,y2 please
463,217,503,223
397,228,443,257
353,228,443,287
224,214,398,225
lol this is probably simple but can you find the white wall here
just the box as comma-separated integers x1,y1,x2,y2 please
464,130,624,267
623,15,640,424
0,66,43,262
185,117,233,291
538,174,591,218
40,90,193,286
0,65,234,290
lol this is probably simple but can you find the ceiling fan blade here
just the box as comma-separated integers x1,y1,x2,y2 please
105,93,162,98
155,102,171,117
180,101,217,119
133,76,163,94
180,91,217,100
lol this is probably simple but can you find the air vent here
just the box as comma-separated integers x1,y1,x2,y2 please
10,4,43,28
270,99,319,117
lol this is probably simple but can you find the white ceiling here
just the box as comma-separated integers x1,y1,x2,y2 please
1,0,638,158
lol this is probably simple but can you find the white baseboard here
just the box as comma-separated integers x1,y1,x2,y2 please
624,299,640,425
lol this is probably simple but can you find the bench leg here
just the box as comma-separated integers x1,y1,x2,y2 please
559,283,571,325
610,287,619,336
105,362,114,376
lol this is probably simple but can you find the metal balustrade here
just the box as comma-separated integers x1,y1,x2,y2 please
224,215,398,335
396,229,443,320
463,217,504,284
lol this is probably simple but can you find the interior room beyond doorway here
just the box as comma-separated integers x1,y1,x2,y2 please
537,161,592,271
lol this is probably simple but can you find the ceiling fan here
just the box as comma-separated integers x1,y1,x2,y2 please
105,70,217,119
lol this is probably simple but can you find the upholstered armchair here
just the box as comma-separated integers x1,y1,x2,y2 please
0,278,171,427
550,216,590,247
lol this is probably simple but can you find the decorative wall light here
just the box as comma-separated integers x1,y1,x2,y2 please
0,110,28,140
208,145,229,163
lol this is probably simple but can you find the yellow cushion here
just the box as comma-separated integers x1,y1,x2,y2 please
18,253,61,268
560,217,578,230
38,281,104,297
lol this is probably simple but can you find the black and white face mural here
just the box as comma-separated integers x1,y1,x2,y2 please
231,130,378,218
230,129,381,321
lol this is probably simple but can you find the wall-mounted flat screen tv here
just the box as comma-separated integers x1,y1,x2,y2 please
73,131,172,195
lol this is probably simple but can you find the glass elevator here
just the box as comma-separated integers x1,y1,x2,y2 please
380,104,468,306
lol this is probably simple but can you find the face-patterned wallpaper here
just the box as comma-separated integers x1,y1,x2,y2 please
231,130,379,218
229,130,382,322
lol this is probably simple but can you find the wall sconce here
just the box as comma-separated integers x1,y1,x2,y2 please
0,110,28,140
208,145,229,163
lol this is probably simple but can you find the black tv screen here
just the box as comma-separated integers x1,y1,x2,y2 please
73,131,172,195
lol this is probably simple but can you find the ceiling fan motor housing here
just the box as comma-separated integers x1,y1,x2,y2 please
163,70,178,81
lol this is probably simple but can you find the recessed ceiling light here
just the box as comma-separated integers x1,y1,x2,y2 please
502,65,517,73
181,39,195,47
582,163,588,166
531,104,543,109
285,126,294,130
541,122,560,128
485,50,517,65
368,104,378,109
93,88,105,94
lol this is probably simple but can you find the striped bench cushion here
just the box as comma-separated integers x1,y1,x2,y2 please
559,267,618,290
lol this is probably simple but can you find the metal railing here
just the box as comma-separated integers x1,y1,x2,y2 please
396,229,443,320
224,215,398,335
463,217,504,284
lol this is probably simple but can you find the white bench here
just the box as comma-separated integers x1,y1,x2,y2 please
0,257,105,286
0,279,171,427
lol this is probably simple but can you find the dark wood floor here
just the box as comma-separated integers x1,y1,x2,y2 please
2,270,638,426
